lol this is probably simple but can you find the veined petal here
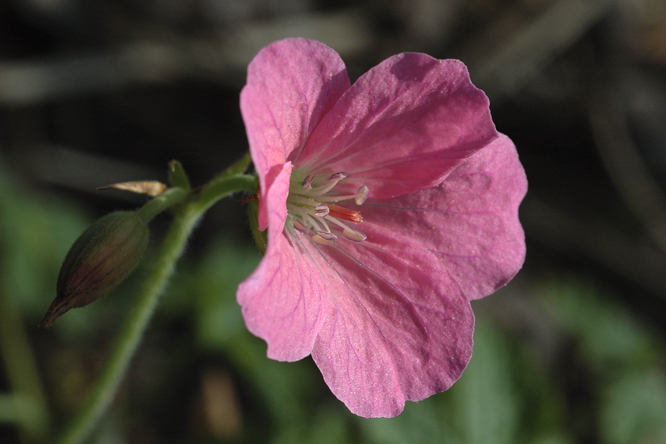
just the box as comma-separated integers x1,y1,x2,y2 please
353,134,527,301
306,238,474,417
296,53,497,198
237,162,329,361
299,134,523,415
240,38,351,229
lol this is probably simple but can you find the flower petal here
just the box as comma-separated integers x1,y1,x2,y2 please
296,53,497,198
296,134,524,416
306,238,474,417
237,162,330,361
356,133,527,300
240,38,351,229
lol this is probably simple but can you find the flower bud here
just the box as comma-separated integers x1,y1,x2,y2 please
40,211,149,328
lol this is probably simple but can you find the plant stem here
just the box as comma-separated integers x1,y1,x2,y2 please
55,171,258,444
136,186,187,222
56,205,200,444
195,174,257,213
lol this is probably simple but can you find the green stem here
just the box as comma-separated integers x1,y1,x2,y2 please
56,206,201,444
55,170,258,444
195,174,257,214
136,187,187,223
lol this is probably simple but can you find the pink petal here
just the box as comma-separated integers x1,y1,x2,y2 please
238,40,526,418
305,239,475,417
240,38,351,229
354,133,527,301
297,134,524,416
237,161,481,416
294,53,497,199
237,162,330,361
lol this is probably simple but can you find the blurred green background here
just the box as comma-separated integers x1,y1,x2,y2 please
2,0,666,443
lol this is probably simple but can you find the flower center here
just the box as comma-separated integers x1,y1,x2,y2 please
286,170,369,245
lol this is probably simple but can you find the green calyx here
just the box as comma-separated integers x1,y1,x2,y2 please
247,198,267,254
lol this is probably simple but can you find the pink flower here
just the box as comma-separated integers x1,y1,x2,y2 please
237,38,526,417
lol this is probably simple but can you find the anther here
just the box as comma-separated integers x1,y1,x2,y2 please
328,172,348,182
293,219,308,233
314,204,330,217
312,234,336,245
343,228,367,242
302,174,314,189
355,186,369,205
316,231,337,241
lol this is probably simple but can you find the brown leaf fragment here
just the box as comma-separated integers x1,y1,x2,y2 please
98,181,167,197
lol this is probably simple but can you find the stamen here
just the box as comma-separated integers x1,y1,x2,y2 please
319,185,370,205
305,214,327,233
316,231,337,241
312,234,335,245
309,172,349,196
293,219,308,233
302,174,314,189
343,228,367,242
295,207,309,226
287,169,369,245
328,172,349,181
355,186,369,205
314,204,330,217
289,195,320,207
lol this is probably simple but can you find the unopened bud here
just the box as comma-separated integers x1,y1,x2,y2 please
40,211,149,328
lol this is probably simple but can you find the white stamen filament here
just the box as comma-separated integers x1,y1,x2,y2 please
287,170,369,245
305,213,329,233
308,172,349,196
324,215,354,231
319,186,370,205
288,195,320,207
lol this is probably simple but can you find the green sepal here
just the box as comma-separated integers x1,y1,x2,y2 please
222,152,252,177
168,160,191,191
247,198,267,254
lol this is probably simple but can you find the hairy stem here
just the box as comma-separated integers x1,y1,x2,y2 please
136,186,187,222
56,205,200,444
56,171,257,444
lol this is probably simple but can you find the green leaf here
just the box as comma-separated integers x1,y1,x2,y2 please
221,152,253,178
